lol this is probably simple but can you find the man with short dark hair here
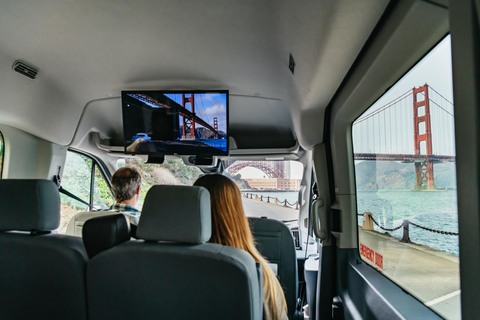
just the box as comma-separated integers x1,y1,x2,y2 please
109,167,142,233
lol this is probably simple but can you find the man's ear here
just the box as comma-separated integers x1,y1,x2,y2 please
136,185,141,195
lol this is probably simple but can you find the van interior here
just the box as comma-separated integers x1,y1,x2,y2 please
0,0,479,319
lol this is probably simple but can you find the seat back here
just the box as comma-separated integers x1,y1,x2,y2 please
0,179,88,320
249,217,298,319
66,210,139,237
87,185,263,320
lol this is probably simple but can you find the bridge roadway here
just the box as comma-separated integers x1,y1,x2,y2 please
359,228,460,320
354,153,456,161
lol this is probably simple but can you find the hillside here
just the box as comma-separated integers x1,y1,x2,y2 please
355,160,457,190
195,127,227,139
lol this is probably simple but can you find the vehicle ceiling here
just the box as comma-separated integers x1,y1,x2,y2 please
0,0,388,152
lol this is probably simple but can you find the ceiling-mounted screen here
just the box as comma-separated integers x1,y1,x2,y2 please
122,90,228,156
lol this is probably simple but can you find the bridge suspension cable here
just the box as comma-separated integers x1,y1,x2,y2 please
355,89,412,124
352,84,455,157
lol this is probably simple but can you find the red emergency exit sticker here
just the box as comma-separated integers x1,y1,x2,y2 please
360,244,383,270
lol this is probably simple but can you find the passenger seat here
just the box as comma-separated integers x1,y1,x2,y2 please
249,217,298,319
87,185,263,320
0,179,88,320
66,210,139,237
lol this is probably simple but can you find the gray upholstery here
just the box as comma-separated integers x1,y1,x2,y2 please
137,185,211,243
0,179,60,231
249,217,298,319
87,185,262,320
0,179,88,320
88,242,262,320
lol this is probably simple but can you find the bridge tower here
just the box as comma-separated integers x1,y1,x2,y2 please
182,94,195,139
273,161,286,179
213,117,219,138
413,84,436,190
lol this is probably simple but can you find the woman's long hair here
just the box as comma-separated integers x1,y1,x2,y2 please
194,174,287,319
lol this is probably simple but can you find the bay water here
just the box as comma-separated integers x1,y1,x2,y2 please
357,190,459,255
249,190,459,256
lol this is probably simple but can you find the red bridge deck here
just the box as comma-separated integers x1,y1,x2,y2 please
354,153,456,162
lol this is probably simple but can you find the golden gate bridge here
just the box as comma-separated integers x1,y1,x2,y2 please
127,93,220,139
225,161,286,179
353,84,455,190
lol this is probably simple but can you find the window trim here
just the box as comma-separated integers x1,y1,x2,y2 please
0,131,4,179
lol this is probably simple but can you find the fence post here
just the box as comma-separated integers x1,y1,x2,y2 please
295,202,298,210
260,195,263,201
400,219,411,243
362,212,374,231
255,194,258,200
275,198,278,205
267,196,270,203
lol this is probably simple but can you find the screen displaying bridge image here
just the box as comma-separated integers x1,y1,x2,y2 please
122,91,228,156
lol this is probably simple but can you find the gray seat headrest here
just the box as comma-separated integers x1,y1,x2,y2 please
0,179,60,232
136,185,211,243
83,214,131,259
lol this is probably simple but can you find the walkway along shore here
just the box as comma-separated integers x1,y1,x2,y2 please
358,227,460,320
242,192,299,210
241,196,298,222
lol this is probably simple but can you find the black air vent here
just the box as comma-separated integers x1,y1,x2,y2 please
12,61,38,79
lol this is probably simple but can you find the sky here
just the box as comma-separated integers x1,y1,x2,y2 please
165,93,227,134
352,35,455,156
194,93,227,133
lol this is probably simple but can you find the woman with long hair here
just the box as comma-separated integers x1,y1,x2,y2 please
194,174,288,320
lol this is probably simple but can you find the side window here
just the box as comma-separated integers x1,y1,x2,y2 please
353,36,459,319
0,131,3,178
58,150,114,233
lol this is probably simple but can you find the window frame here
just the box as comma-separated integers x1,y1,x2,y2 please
0,131,4,179
320,1,451,319
348,36,460,320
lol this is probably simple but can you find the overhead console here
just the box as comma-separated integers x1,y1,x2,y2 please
81,91,299,163
121,90,229,164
